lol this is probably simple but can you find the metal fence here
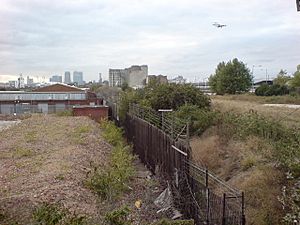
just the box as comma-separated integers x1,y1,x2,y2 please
124,104,245,225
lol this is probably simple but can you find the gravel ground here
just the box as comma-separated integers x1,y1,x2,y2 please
0,114,168,224
0,115,111,224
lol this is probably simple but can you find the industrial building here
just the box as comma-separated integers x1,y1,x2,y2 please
0,83,102,115
109,65,148,88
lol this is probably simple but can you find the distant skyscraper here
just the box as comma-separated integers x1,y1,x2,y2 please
27,76,34,86
73,71,84,86
50,75,62,83
64,71,71,84
99,73,102,84
17,74,25,88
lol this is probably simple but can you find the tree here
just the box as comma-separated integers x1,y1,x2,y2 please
290,65,300,88
273,69,291,86
146,83,210,110
209,58,252,95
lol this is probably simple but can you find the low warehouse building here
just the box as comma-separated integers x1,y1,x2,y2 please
0,84,102,114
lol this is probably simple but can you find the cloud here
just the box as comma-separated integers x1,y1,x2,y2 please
0,0,299,82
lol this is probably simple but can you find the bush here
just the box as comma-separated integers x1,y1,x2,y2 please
255,84,289,96
175,104,217,136
118,83,211,122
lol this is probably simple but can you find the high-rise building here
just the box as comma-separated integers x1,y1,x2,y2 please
27,76,34,86
109,65,148,88
99,73,102,84
17,74,25,88
73,71,84,86
64,71,71,84
50,75,62,83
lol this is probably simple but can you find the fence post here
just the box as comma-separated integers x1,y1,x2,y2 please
206,188,210,225
242,192,246,225
205,169,209,188
222,193,226,225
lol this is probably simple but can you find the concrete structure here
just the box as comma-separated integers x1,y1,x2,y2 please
0,83,102,115
109,65,148,88
73,105,109,122
73,71,84,86
17,74,25,89
50,75,62,83
146,75,168,85
8,81,17,88
64,71,71,84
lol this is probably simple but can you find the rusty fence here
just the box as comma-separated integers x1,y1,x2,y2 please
121,104,245,225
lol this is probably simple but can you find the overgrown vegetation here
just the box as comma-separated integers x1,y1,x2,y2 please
118,83,210,122
86,120,134,200
32,203,86,225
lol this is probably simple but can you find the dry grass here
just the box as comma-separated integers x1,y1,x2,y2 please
0,114,111,224
191,126,285,225
212,97,300,128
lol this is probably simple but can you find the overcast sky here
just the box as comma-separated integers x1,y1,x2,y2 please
0,0,299,83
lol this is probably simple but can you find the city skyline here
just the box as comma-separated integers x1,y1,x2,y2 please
0,0,300,83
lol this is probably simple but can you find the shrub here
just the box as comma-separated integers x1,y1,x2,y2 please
175,104,217,136
255,84,289,96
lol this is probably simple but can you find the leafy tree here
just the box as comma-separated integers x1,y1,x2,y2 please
290,65,300,88
209,58,252,94
145,83,210,110
273,69,291,86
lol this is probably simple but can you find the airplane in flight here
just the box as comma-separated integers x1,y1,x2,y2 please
213,22,227,28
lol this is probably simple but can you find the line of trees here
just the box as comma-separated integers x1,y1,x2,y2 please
209,58,300,96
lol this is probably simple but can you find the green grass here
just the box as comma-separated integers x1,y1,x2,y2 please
86,120,134,200
13,147,34,158
24,131,37,143
32,203,86,225
73,125,92,145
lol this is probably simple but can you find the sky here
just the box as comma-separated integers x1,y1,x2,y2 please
0,0,299,83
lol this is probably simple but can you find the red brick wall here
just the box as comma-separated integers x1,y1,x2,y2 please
73,107,108,122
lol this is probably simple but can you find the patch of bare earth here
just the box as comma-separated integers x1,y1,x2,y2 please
0,115,111,224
